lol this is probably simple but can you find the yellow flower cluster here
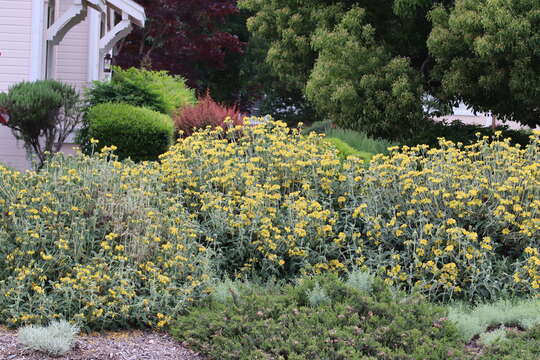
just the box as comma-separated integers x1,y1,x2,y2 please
159,119,365,278
0,120,538,331
0,151,211,330
356,131,540,299
514,247,540,293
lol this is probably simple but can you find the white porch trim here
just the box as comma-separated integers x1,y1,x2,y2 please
99,12,132,56
46,0,86,46
31,0,146,83
30,0,46,80
87,8,101,81
107,0,145,27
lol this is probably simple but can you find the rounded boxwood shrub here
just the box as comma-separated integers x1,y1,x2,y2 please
87,103,174,161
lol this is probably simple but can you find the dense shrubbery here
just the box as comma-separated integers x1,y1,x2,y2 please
87,103,174,162
406,119,532,148
0,152,211,330
1,121,539,332
161,121,540,300
78,68,195,155
358,132,540,300
171,274,467,360
173,94,243,137
160,121,366,278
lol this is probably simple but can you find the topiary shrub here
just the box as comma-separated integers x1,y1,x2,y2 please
87,103,174,161
173,94,243,137
0,80,83,168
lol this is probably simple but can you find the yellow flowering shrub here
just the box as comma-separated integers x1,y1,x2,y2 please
160,120,366,278
1,121,538,332
354,132,540,300
161,123,540,300
0,150,211,330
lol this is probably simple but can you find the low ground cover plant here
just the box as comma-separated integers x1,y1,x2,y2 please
476,324,540,360
448,299,540,341
171,274,467,360
18,320,79,357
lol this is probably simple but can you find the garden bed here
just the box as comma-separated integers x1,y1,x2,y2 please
0,327,204,360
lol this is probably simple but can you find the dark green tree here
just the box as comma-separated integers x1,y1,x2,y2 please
428,0,540,127
241,0,540,134
240,0,443,138
306,7,424,140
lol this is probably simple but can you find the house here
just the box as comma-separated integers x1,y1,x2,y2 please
0,0,145,170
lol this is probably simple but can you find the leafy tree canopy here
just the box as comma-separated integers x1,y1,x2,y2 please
240,0,540,133
428,0,540,128
116,0,244,99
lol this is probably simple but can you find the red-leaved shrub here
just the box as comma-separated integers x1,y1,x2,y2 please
173,95,244,137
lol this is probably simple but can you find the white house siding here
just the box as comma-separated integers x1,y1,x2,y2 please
0,0,33,170
0,0,33,93
54,0,90,91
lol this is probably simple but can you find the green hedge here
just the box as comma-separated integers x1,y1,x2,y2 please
87,103,174,161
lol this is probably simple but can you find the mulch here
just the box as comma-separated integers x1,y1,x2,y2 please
0,328,206,360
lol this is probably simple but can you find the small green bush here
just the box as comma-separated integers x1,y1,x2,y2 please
85,67,196,115
87,103,174,161
18,320,79,357
171,274,466,360
324,137,373,162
